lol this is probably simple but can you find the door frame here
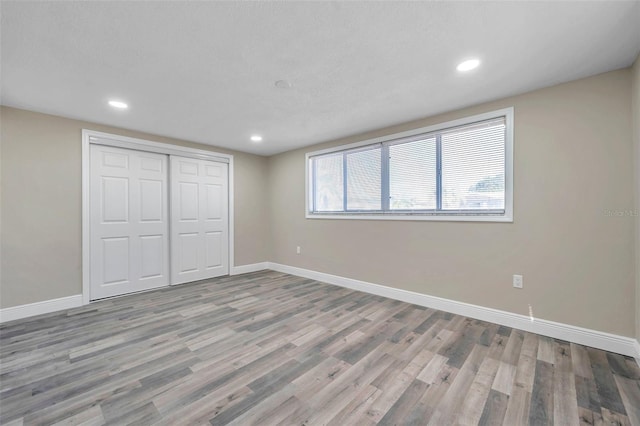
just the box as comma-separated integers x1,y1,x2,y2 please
82,129,234,305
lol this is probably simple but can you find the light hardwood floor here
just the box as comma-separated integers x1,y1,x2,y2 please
1,271,639,425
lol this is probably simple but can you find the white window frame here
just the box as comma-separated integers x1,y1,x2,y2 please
305,107,514,222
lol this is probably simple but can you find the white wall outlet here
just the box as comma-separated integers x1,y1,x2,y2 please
513,274,523,289
296,246,301,255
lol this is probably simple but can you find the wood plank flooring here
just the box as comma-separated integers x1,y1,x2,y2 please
1,270,639,425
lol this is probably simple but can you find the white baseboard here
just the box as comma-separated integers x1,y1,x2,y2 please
3,265,639,362
634,340,640,367
0,261,259,324
0,295,83,324
231,262,269,276
268,262,640,359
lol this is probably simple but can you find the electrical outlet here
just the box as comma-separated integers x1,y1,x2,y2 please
296,246,301,255
513,274,523,289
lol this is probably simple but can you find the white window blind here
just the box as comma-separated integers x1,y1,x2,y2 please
346,147,382,210
307,108,513,221
389,137,437,210
314,153,343,212
441,119,506,211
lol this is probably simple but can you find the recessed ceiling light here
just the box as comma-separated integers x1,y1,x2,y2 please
108,100,128,109
250,135,263,142
456,59,480,72
275,80,292,89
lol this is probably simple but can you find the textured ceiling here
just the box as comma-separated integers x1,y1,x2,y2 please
1,1,639,156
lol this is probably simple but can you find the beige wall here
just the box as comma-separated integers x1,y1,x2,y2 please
0,106,270,308
268,69,635,337
633,55,640,341
2,68,636,338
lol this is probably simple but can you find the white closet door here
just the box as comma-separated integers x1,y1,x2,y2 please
90,145,169,300
170,156,229,284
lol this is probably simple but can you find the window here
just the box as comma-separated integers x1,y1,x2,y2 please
306,108,513,221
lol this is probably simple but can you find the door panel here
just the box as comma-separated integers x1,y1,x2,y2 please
180,161,198,175
171,156,229,284
179,233,199,273
140,179,165,222
140,235,164,279
102,237,129,284
102,177,129,222
205,184,223,219
205,163,223,177
205,231,223,269
140,179,163,222
180,182,199,220
140,156,163,172
102,151,129,168
90,145,169,300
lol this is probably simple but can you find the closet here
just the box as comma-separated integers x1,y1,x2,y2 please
88,137,229,301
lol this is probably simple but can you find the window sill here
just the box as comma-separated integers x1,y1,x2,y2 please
305,213,513,223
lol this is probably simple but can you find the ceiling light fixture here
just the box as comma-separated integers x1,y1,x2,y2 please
275,80,292,89
250,135,263,142
108,100,128,109
456,59,480,72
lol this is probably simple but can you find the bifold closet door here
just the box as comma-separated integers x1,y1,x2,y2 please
90,145,169,300
170,156,229,284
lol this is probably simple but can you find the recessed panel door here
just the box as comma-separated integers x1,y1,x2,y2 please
90,145,169,299
170,156,229,284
